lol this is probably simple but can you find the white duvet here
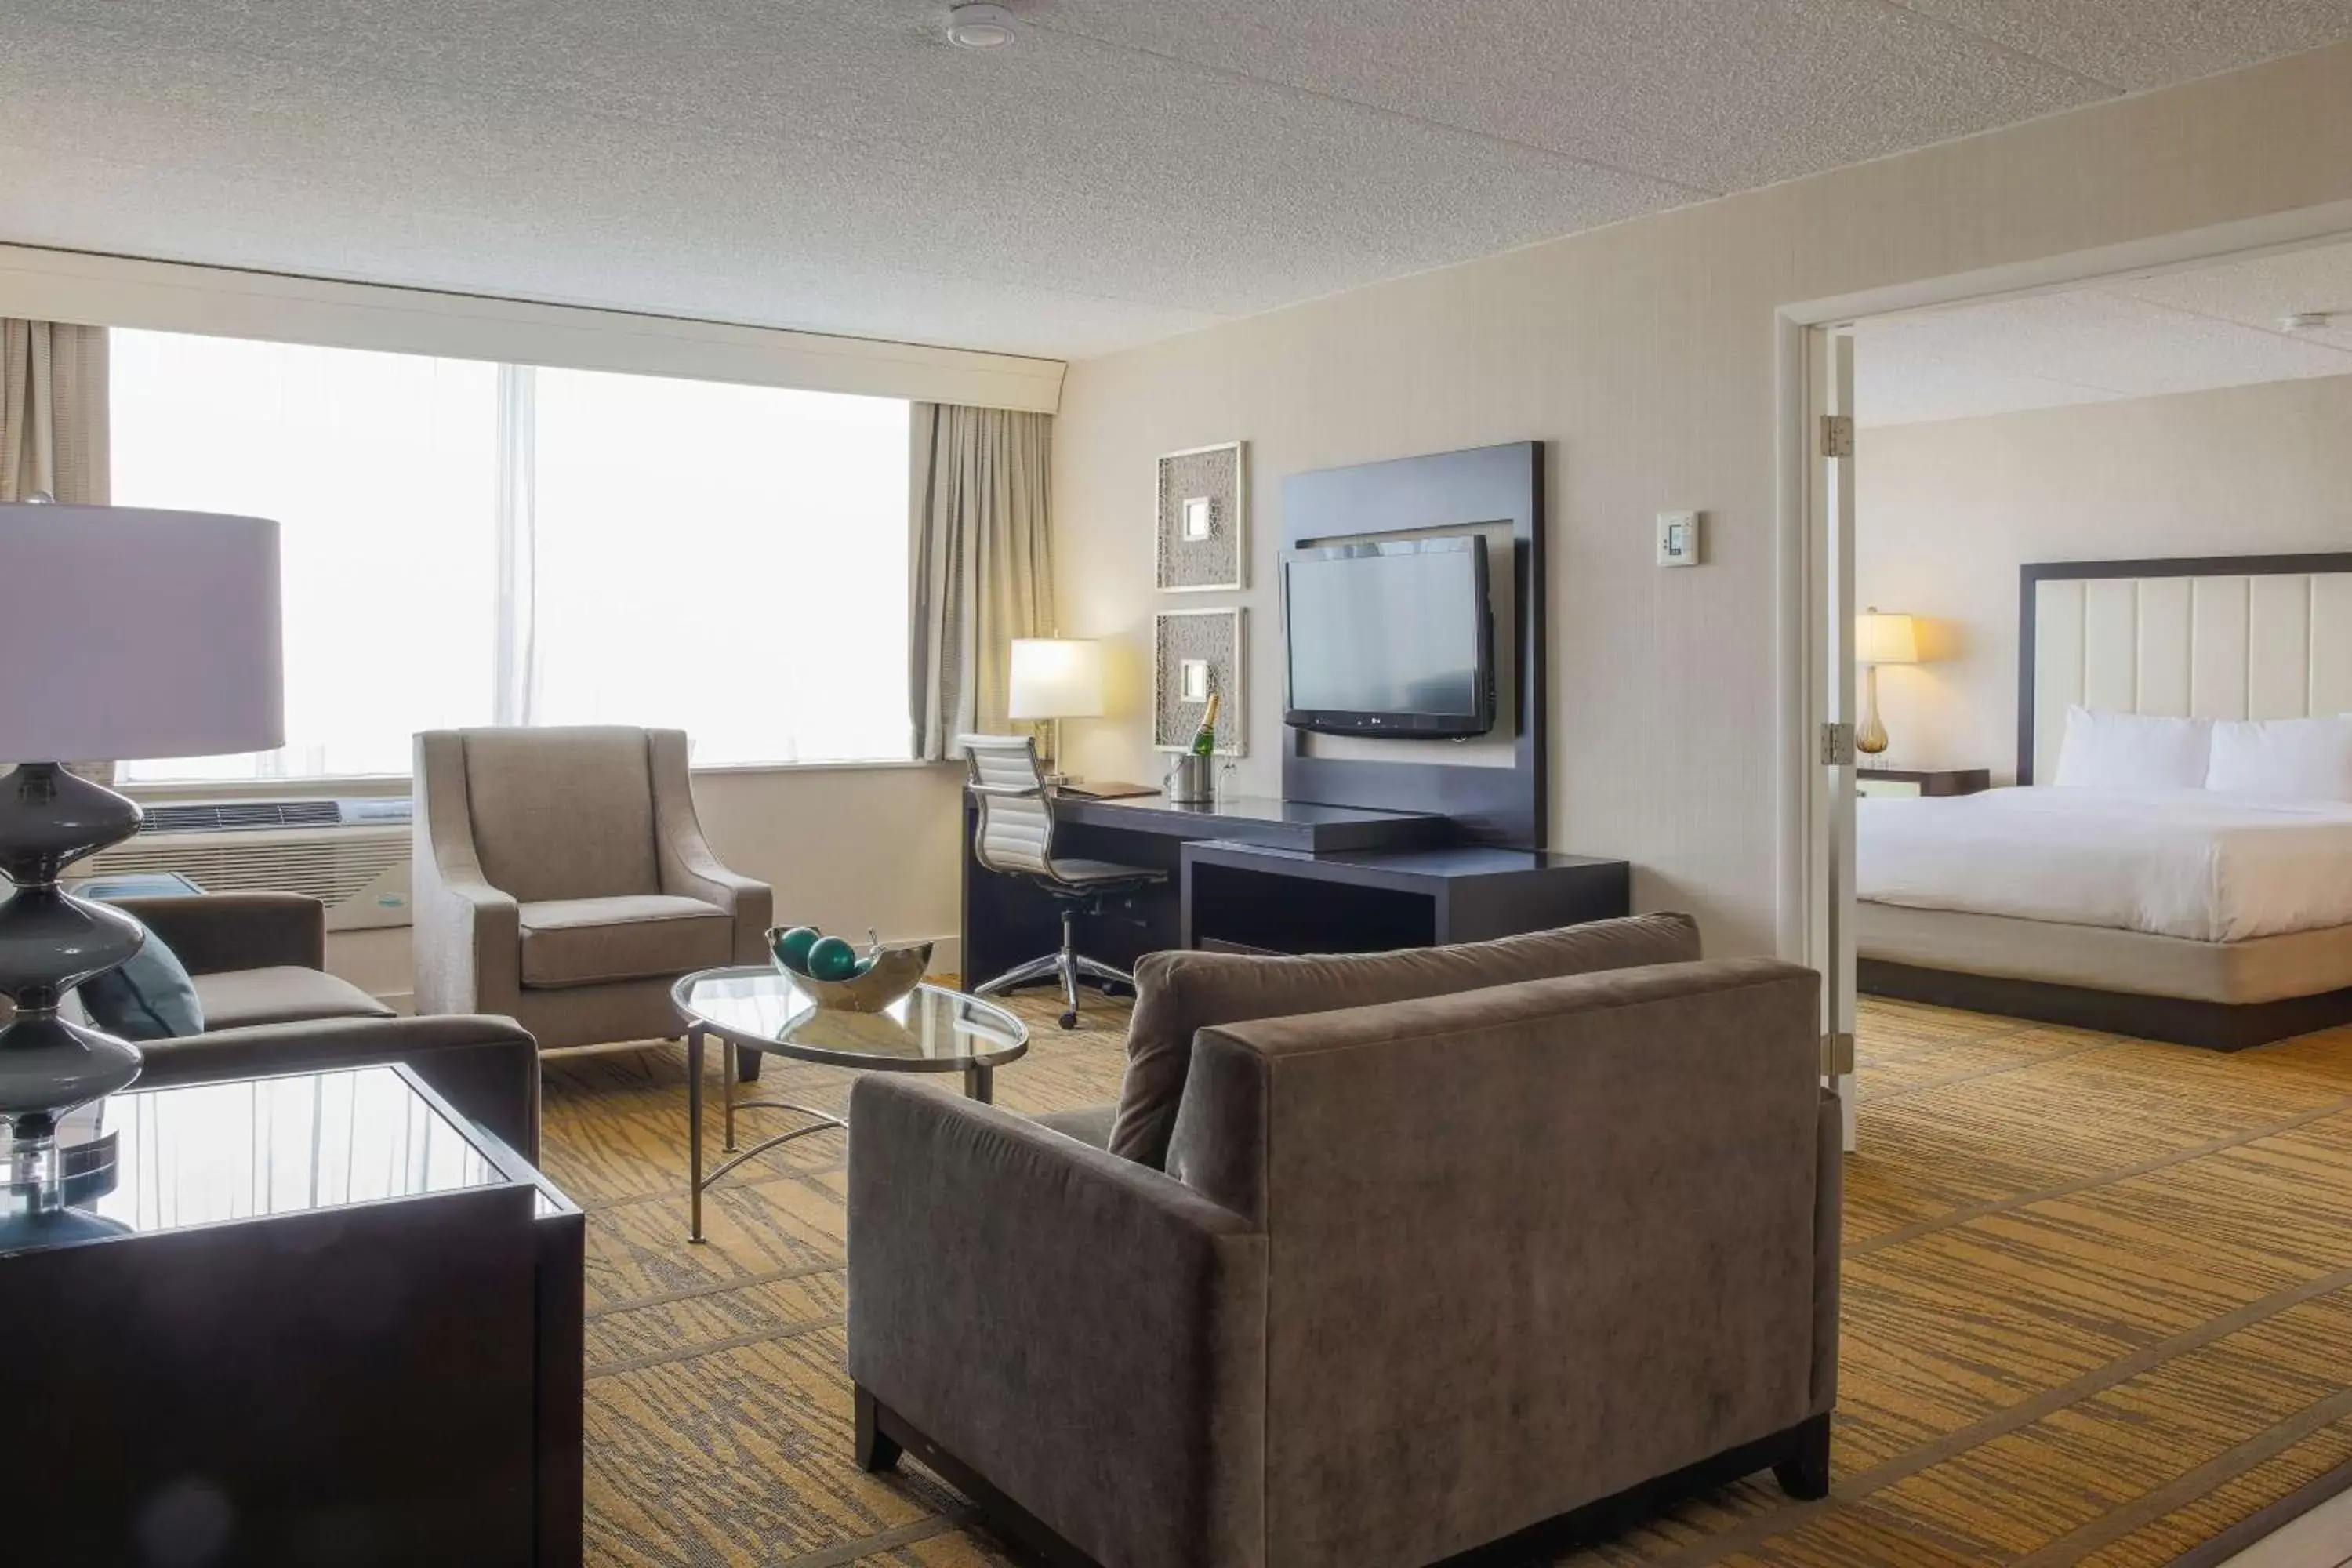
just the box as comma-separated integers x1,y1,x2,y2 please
1856,786,2352,942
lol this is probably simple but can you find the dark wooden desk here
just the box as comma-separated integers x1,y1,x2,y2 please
965,792,1440,986
960,789,1631,989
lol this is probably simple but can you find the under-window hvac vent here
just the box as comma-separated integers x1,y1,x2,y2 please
142,798,411,833
85,826,412,931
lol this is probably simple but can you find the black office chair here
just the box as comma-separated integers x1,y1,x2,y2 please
960,735,1165,1029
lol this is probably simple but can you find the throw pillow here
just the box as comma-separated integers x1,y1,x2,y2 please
1105,912,1704,1168
78,931,205,1042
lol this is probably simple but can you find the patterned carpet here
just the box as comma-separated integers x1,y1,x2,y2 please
538,992,2352,1567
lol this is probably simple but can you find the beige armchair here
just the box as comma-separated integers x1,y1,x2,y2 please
413,726,771,1054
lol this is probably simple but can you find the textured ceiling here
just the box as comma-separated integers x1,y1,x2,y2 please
1855,239,2352,426
4,1,2351,359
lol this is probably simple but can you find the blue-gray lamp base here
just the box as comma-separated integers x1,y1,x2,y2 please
0,763,147,1142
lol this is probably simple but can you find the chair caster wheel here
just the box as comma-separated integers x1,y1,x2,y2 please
1058,1010,1080,1030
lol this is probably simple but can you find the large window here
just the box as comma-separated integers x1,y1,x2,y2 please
111,331,911,783
111,334,500,779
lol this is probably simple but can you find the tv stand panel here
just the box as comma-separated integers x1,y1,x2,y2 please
1280,441,1546,848
1054,792,1446,854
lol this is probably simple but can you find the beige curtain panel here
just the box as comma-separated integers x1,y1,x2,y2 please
909,403,1054,761
2,319,110,504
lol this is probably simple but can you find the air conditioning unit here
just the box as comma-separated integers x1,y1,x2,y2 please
83,797,415,932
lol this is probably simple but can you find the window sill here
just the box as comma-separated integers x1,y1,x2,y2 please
118,757,947,803
687,759,950,779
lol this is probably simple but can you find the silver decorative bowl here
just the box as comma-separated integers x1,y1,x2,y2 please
766,932,933,1013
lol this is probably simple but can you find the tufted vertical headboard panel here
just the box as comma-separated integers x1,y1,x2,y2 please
2020,555,2352,784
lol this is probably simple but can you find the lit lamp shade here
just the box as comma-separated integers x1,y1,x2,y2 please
0,504,285,762
1855,611,1919,668
1007,638,1105,721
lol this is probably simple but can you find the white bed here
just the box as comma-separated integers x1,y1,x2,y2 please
1858,786,2352,944
1856,553,2352,1047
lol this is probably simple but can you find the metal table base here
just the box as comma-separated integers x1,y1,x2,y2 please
688,1025,996,1243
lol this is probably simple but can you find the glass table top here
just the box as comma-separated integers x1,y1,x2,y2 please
673,966,1029,1072
3,1065,502,1257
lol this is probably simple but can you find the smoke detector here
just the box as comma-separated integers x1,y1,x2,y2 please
945,4,1017,48
2281,311,2335,332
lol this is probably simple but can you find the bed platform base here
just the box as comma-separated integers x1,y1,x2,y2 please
1860,960,2352,1051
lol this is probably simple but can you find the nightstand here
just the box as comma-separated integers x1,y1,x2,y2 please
1856,768,1991,800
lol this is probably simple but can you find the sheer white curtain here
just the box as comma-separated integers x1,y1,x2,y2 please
111,332,504,781
110,330,913,782
521,367,911,764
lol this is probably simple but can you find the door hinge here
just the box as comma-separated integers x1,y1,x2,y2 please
1820,413,1855,459
1820,721,1856,766
1822,1031,1856,1076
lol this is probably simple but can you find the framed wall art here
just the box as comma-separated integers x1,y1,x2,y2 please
1152,608,1245,755
1155,441,1246,593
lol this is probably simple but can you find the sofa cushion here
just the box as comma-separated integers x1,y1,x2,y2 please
191,966,395,1031
519,895,733,989
1030,1103,1116,1150
463,726,661,903
1106,913,1704,1167
80,935,206,1041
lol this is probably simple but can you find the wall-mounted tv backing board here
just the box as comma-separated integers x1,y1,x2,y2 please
1280,441,1544,848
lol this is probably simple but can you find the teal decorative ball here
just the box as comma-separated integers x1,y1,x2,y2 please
805,935,860,982
771,926,822,974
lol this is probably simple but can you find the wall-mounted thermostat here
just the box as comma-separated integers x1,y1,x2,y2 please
1657,510,1700,568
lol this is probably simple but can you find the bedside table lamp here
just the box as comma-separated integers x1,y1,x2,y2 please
1007,637,1105,785
0,502,283,1145
1854,608,1919,761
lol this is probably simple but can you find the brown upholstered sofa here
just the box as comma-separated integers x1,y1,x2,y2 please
100,891,543,1161
847,916,1841,1568
412,725,772,1055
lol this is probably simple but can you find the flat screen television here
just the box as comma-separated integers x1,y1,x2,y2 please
1282,535,1494,739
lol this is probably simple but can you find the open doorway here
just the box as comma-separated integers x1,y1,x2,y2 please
1845,239,2352,1057
1791,225,2352,1147
1784,231,2352,1565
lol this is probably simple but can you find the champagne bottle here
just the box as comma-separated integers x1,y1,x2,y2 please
1190,690,1221,757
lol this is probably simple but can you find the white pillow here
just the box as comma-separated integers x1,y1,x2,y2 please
2052,706,2212,789
2205,716,2352,800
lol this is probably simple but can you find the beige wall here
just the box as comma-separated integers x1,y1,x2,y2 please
1051,42,2352,956
1857,373,2352,785
325,762,966,1002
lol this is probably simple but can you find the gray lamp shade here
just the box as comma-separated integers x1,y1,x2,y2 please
0,504,285,763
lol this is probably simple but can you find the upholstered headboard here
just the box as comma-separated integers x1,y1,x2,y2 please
2019,554,2352,784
